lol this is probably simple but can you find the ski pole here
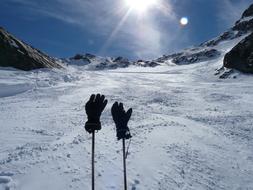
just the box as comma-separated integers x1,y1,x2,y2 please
111,102,132,190
85,94,107,190
92,131,95,190
122,138,127,190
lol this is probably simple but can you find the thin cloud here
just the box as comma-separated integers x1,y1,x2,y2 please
3,0,181,59
217,0,252,29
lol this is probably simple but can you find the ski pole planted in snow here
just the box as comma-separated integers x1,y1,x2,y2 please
85,94,107,190
111,102,132,190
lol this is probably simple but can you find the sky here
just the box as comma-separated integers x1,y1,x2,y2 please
0,0,252,60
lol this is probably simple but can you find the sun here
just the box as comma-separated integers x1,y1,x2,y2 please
125,0,157,12
180,17,189,26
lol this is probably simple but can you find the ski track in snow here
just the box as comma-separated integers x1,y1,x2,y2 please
0,60,253,190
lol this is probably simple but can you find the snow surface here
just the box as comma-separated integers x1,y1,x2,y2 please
9,40,19,49
1,38,253,190
239,16,253,23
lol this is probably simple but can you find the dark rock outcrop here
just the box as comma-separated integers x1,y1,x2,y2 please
224,33,253,73
222,3,253,74
154,48,221,65
113,57,130,67
135,60,160,67
93,57,131,69
70,53,97,63
67,53,137,70
0,27,62,71
201,31,241,47
233,19,253,32
172,49,220,65
242,4,253,18
232,4,253,32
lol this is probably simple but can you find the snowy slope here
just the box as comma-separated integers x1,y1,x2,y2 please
1,4,253,190
1,35,253,190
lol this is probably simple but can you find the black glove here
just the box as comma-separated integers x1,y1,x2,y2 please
85,94,107,133
111,102,132,140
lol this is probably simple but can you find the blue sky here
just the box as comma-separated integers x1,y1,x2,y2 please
0,0,252,59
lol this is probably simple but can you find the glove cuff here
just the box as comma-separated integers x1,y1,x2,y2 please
85,120,101,133
87,117,100,123
116,126,132,140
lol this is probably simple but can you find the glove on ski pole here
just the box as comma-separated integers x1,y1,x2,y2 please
85,94,108,133
111,102,133,190
111,102,132,140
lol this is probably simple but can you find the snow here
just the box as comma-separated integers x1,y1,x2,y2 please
0,83,32,98
9,40,19,49
239,16,253,23
1,39,253,190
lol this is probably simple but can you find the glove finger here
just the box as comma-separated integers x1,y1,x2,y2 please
111,102,118,116
126,108,132,121
95,94,101,103
119,102,124,111
89,94,96,102
102,99,108,111
100,95,105,104
111,102,118,110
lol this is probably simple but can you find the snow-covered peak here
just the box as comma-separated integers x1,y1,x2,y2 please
154,4,253,67
64,53,131,70
64,53,160,70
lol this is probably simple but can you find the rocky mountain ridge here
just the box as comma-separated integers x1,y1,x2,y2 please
65,53,159,70
155,4,253,67
0,27,63,71
221,4,253,74
1,3,253,74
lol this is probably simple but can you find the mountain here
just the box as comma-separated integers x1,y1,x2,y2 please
154,3,253,76
65,53,160,70
66,3,253,75
64,53,132,70
223,5,253,74
224,32,253,74
1,4,253,75
0,27,63,71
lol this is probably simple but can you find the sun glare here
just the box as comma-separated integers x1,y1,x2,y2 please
180,17,188,26
125,0,157,12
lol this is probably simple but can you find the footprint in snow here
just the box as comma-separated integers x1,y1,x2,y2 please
0,173,14,190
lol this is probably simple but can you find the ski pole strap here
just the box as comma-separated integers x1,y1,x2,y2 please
125,138,131,159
